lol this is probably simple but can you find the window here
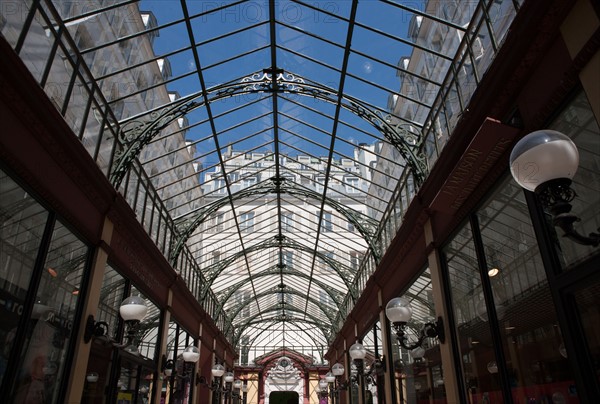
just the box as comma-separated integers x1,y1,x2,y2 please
349,251,360,270
228,172,240,183
242,176,257,188
282,251,293,267
212,251,221,265
240,212,255,232
214,177,226,194
347,220,356,232
316,176,326,192
208,212,224,232
321,211,333,232
235,291,251,318
320,291,334,307
345,177,359,193
281,212,293,232
281,173,296,183
320,251,334,271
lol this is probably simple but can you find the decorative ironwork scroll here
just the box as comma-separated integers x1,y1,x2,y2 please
110,69,427,188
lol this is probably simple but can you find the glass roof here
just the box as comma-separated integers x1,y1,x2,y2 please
4,0,522,360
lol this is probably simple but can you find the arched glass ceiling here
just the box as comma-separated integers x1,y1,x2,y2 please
18,0,522,360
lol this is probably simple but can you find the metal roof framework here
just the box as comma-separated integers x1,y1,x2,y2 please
4,0,523,356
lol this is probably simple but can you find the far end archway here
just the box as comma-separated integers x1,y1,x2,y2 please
269,391,299,404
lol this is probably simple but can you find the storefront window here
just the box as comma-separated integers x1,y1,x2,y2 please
476,176,579,402
573,284,600,386
11,219,89,403
444,223,507,403
0,168,90,403
0,170,49,387
446,168,593,400
82,266,159,404
391,268,446,403
163,321,198,404
547,91,600,270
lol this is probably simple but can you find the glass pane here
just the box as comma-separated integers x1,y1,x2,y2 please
0,169,50,387
391,269,447,403
444,221,506,403
477,176,581,402
11,219,88,403
573,283,600,389
547,91,600,270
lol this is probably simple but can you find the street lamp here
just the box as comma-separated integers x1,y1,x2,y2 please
233,379,242,402
223,371,235,404
330,363,347,404
241,382,248,404
210,363,225,402
349,342,367,404
385,297,444,354
318,378,329,401
118,295,148,355
325,372,336,403
509,129,599,246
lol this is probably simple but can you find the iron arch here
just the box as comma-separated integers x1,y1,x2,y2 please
170,176,380,263
109,69,427,190
198,236,357,303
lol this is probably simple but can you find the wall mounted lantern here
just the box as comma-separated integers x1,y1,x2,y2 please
325,371,336,403
510,129,599,246
318,378,329,400
84,295,148,356
349,342,368,403
197,361,241,402
118,295,149,355
182,345,200,364
241,382,248,404
329,363,348,404
385,297,445,353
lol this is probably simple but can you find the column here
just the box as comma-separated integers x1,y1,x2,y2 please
153,289,173,404
424,219,461,403
65,217,113,403
378,289,394,404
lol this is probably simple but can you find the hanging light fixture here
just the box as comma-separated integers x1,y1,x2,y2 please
509,130,599,246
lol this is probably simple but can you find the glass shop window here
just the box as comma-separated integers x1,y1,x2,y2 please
546,91,600,270
83,267,159,404
0,168,90,403
11,220,89,403
0,170,50,388
445,174,581,403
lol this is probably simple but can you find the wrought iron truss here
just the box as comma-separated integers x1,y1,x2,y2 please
198,235,358,303
109,69,428,188
224,285,338,333
170,176,380,263
232,308,334,349
217,264,346,316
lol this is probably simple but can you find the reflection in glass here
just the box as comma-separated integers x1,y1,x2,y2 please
444,222,506,403
546,91,600,269
574,285,600,386
0,170,50,387
12,220,88,403
478,175,579,402
392,269,447,403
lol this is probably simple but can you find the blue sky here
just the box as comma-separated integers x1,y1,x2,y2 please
139,0,416,164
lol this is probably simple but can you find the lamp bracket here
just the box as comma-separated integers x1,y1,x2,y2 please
161,355,174,374
393,316,445,350
536,179,600,247
84,315,109,343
